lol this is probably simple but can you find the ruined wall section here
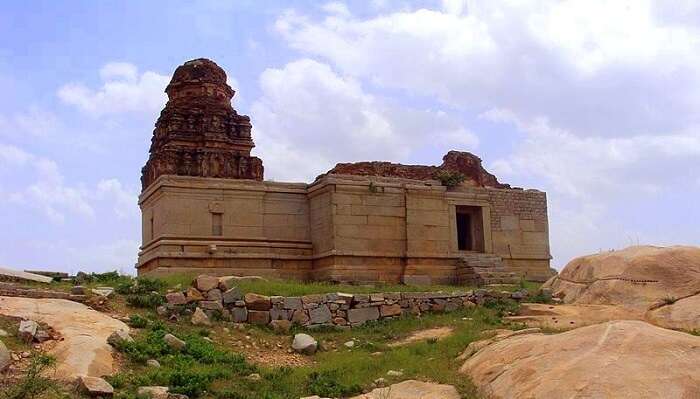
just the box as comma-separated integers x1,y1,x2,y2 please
486,189,550,280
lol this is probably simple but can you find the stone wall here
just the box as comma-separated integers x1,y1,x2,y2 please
161,275,527,328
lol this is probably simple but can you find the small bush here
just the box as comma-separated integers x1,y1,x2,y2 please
434,170,466,188
662,295,677,305
306,370,362,397
483,298,520,318
128,314,150,328
1,353,57,399
126,292,164,308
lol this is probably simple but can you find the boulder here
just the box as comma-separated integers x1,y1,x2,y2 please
163,333,186,351
206,289,222,301
543,245,700,310
292,333,317,355
0,340,10,371
219,275,267,291
186,287,204,303
166,292,187,306
244,293,271,311
461,320,700,399
191,308,211,326
222,287,242,304
18,320,38,342
107,329,133,347
646,294,700,331
195,275,219,292
350,380,460,399
79,376,114,397
91,287,115,297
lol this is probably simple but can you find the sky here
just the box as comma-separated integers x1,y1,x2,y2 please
1,0,699,275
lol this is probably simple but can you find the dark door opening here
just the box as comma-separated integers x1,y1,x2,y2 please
456,205,485,252
456,212,472,251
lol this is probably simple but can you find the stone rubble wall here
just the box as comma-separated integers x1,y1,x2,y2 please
162,275,526,328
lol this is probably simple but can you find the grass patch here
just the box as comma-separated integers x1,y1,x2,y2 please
0,353,61,399
110,303,512,398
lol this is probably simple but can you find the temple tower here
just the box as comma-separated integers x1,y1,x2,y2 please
141,58,263,190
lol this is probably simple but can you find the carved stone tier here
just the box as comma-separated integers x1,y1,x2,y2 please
141,58,263,190
317,151,509,189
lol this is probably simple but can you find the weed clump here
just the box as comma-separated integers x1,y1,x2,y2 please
306,370,362,397
434,170,466,188
1,353,58,399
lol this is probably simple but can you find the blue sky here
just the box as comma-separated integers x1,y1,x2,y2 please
1,0,699,274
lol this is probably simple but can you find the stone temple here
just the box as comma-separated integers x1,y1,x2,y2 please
138,58,551,285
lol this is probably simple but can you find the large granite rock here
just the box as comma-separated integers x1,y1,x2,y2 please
350,380,460,399
141,58,263,190
461,320,700,399
541,245,700,330
79,376,114,397
292,333,317,355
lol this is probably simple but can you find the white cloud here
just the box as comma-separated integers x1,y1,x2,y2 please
251,59,478,181
0,107,60,139
58,62,169,116
321,2,351,17
275,1,700,137
96,178,138,219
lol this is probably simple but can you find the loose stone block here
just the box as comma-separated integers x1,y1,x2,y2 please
222,287,242,304
244,293,271,311
309,304,332,324
347,307,380,324
79,376,114,397
302,294,325,305
206,289,222,301
166,292,187,306
248,310,271,325
283,297,303,310
231,307,248,323
270,307,288,321
199,300,223,311
379,304,402,317
291,309,310,325
195,275,219,292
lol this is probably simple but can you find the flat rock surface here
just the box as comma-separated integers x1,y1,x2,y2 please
0,296,128,379
461,320,700,399
0,267,52,283
506,303,644,330
388,327,454,347
350,379,460,399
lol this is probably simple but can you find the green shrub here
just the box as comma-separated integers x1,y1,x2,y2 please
306,370,362,397
434,170,466,188
1,353,57,399
128,314,150,329
126,293,164,308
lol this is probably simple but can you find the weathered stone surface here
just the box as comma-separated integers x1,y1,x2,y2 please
222,287,242,304
141,58,263,190
461,320,700,399
269,319,292,333
107,330,133,347
348,307,380,324
319,151,508,188
191,308,211,326
291,309,310,325
292,333,318,355
244,293,271,310
71,286,86,295
402,275,432,286
231,307,248,323
206,288,222,301
0,340,9,371
195,275,219,292
91,287,115,297
147,359,161,368
186,287,204,302
283,296,302,310
247,310,270,325
166,292,187,306
18,320,38,342
269,307,288,321
199,300,223,311
309,304,332,324
163,333,186,351
137,386,169,399
0,297,129,378
350,380,460,399
79,376,114,397
379,304,402,317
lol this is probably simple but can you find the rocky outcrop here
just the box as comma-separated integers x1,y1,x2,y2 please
540,245,700,330
141,58,263,190
317,150,509,188
461,320,700,399
350,379,460,399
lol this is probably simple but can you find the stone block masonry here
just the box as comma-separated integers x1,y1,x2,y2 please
161,275,528,328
